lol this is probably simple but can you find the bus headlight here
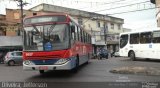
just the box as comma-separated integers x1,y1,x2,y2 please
23,60,35,65
54,59,70,65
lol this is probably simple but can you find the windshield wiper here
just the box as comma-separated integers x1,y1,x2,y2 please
32,25,40,34
49,23,57,34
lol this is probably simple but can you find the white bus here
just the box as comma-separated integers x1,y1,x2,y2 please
119,30,160,60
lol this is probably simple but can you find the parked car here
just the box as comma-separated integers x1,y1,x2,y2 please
0,52,7,63
113,51,120,57
4,51,23,66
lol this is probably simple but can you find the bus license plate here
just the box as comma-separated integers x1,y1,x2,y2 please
39,66,48,70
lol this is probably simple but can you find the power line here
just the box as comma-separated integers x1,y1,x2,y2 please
59,0,126,4
75,0,127,10
61,0,152,17
65,0,129,13
0,0,156,16
108,6,158,15
92,1,150,13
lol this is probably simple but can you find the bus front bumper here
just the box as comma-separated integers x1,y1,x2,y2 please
23,59,76,71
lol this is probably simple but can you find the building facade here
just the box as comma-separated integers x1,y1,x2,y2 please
5,9,44,36
1,4,124,55
29,3,124,54
151,0,160,27
0,14,6,36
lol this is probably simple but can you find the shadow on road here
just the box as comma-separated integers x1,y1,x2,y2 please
121,58,160,63
25,62,90,81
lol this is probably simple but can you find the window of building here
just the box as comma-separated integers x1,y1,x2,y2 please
118,24,121,30
33,13,37,16
111,23,114,29
14,13,20,19
78,18,83,25
117,36,119,40
97,21,100,28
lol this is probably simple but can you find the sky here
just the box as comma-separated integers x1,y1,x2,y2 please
0,0,157,31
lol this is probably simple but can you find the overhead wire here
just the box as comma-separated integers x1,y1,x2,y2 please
64,0,130,14
0,0,156,17
108,6,158,15
75,0,127,10
92,1,150,13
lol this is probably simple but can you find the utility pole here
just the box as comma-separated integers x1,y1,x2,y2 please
103,23,108,49
14,0,28,35
19,0,23,36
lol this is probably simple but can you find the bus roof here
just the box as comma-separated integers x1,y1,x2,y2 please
24,13,91,36
120,29,160,35
24,13,70,19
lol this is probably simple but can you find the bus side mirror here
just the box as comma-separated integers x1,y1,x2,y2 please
71,25,75,32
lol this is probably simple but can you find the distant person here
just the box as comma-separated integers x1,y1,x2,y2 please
110,49,114,57
98,48,108,60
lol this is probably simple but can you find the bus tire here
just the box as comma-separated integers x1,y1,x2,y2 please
130,51,136,61
86,53,90,64
71,56,79,73
39,70,44,74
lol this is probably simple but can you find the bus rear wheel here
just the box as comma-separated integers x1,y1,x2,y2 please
130,51,136,61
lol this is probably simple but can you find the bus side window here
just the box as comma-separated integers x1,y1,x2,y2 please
153,31,160,43
78,27,81,42
71,24,76,41
140,32,152,44
130,33,139,44
75,25,78,41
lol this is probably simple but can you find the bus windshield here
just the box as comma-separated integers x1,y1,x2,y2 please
23,24,69,51
120,34,128,48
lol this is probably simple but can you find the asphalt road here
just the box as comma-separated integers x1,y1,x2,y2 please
0,57,160,88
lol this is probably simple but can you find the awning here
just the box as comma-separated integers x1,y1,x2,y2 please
0,46,22,50
107,41,119,44
95,41,106,45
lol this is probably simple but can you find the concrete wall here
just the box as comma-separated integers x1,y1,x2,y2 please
5,9,48,36
0,15,5,20
0,36,22,46
5,9,21,36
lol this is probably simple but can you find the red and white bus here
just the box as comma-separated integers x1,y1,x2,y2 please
22,13,92,74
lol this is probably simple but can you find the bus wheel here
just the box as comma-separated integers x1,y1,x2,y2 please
86,53,90,64
71,57,79,73
39,70,44,74
130,51,136,61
